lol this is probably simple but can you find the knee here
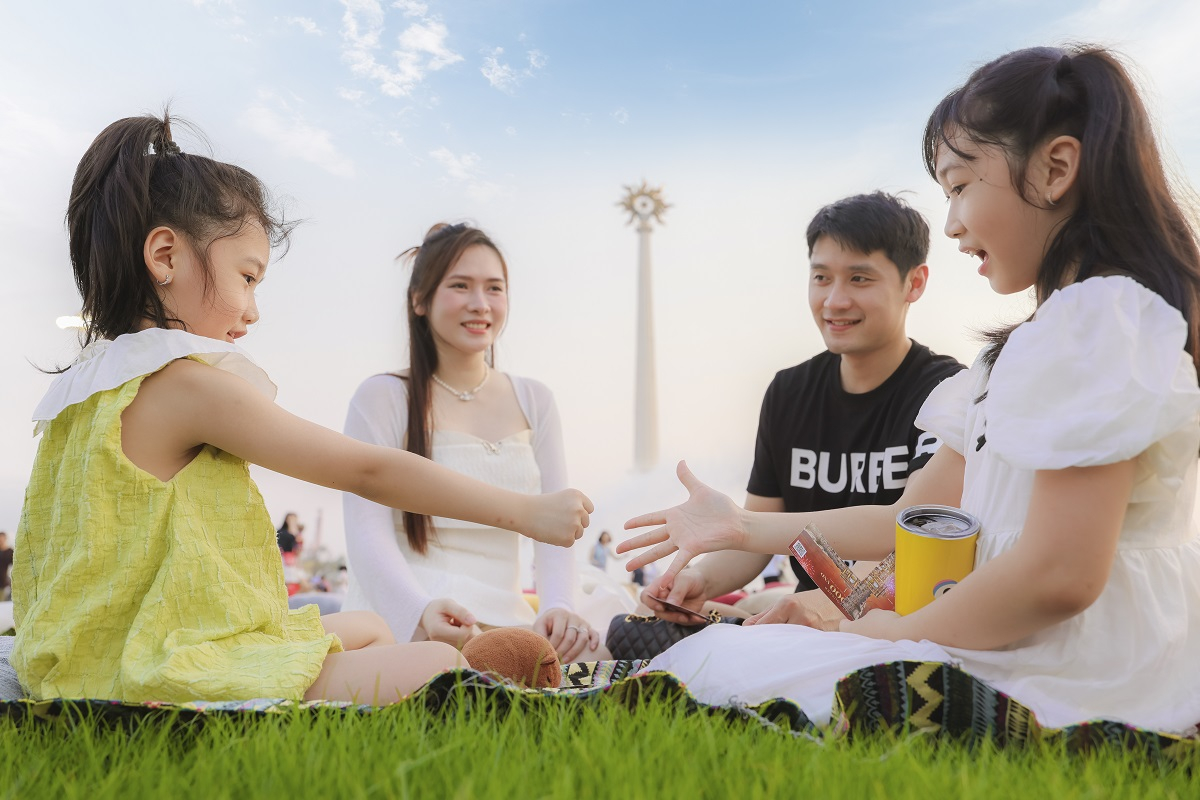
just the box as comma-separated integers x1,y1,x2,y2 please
427,640,467,671
365,612,396,646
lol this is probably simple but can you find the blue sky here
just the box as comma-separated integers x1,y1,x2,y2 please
3,0,1199,558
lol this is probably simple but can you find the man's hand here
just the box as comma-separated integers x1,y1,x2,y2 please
619,461,746,582
743,590,843,631
640,569,709,625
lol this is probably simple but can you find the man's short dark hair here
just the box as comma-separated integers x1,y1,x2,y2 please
805,191,930,278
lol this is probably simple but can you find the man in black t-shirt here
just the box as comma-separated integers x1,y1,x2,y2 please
643,191,964,627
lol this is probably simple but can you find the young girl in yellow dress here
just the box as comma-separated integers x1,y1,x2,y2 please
10,114,592,705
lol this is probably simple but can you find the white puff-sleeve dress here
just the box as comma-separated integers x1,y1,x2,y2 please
649,276,1200,734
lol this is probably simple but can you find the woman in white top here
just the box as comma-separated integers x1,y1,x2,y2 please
342,223,605,663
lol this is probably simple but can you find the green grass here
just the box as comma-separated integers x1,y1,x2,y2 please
0,696,1195,799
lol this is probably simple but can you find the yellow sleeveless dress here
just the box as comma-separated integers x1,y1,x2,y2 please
13,334,341,702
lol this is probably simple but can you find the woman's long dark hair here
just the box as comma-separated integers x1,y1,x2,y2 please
922,45,1200,375
397,223,508,554
66,111,293,349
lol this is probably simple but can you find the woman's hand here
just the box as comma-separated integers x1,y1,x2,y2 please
525,489,593,547
839,608,905,641
618,461,746,583
419,598,479,648
535,608,600,663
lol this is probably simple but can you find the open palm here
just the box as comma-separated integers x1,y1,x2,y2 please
618,461,746,584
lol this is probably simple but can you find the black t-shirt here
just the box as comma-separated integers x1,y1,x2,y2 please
747,341,965,589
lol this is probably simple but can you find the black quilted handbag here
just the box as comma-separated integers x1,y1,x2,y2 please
605,612,744,660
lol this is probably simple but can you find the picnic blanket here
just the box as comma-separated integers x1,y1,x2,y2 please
1,635,1195,760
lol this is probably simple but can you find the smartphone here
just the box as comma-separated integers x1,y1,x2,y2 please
649,595,710,623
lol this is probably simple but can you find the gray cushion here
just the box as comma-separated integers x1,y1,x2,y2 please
0,636,24,700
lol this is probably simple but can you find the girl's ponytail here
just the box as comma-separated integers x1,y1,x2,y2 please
68,115,173,346
66,112,293,347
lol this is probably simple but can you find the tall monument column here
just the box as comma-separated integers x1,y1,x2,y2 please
619,182,670,472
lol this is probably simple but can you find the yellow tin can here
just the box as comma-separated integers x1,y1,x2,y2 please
894,505,980,615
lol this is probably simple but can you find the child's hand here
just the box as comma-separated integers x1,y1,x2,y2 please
618,461,746,583
526,489,593,547
420,598,479,648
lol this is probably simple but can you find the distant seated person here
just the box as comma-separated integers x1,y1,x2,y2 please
642,192,963,628
588,531,621,570
276,512,304,565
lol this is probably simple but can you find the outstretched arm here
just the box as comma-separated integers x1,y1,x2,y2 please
133,360,592,546
619,449,965,585
847,459,1134,649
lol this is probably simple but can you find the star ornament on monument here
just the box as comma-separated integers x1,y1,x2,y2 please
619,181,670,225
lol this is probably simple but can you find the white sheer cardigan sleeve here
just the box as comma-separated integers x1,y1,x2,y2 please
511,375,578,616
342,374,434,642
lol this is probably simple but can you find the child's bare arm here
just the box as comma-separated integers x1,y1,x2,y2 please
846,458,1135,649
129,359,590,547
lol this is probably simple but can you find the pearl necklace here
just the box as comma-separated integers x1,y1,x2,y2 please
431,365,490,401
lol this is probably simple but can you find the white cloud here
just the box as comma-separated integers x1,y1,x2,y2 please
244,101,355,178
340,0,462,99
505,126,517,137
288,17,322,35
337,87,365,102
392,0,428,16
429,146,502,201
429,146,479,181
561,110,593,126
481,48,519,92
612,107,629,125
191,0,245,29
480,44,547,93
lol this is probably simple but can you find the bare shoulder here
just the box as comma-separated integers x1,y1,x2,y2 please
123,359,253,479
130,358,271,440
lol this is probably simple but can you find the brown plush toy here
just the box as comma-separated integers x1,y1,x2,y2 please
461,628,562,689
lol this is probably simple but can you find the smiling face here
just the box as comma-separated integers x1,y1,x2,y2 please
808,236,923,359
157,221,269,343
417,243,508,358
935,134,1062,295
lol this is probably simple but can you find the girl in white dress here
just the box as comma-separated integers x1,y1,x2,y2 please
343,223,606,663
620,45,1200,734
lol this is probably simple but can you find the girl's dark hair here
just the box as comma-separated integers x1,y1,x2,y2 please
397,223,508,555
922,45,1200,374
67,111,293,347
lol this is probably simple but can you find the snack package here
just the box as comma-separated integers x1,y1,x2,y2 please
788,523,895,620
